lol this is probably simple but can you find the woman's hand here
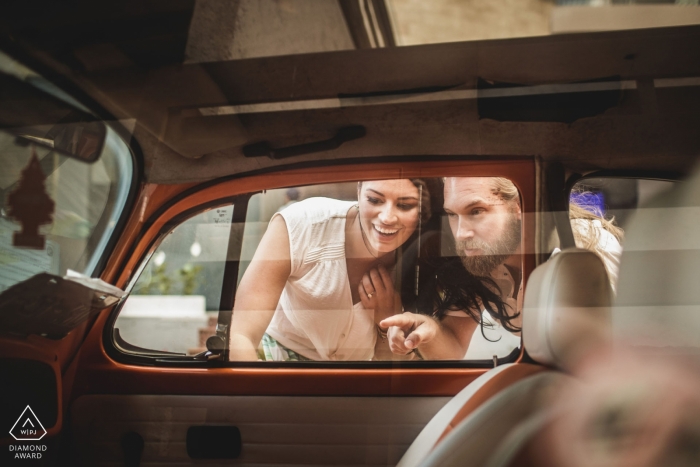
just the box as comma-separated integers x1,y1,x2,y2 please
359,265,396,323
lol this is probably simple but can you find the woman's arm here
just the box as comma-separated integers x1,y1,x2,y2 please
229,215,291,361
380,312,478,360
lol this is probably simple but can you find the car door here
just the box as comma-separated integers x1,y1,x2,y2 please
66,158,534,466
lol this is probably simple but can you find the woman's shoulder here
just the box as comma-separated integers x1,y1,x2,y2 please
281,197,355,224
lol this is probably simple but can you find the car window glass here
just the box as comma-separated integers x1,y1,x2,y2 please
568,177,677,294
231,179,520,361
572,177,700,358
0,111,133,295
114,177,525,362
115,206,233,355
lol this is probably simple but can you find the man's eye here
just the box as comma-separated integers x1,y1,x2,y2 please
446,212,457,217
471,208,485,216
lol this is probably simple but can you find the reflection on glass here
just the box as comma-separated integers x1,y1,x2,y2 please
230,177,523,362
116,177,526,361
0,127,132,295
116,206,233,355
569,177,676,293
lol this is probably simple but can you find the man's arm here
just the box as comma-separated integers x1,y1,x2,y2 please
380,312,479,360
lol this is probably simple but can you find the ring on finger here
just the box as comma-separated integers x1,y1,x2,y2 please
367,292,373,299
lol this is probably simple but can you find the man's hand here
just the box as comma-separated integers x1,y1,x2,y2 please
380,312,440,355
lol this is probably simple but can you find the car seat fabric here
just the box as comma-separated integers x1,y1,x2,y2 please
419,372,570,467
523,248,613,370
395,363,544,467
614,168,700,351
397,247,613,467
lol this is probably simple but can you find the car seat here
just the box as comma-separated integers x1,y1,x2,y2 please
480,170,700,467
396,248,613,467
612,172,700,354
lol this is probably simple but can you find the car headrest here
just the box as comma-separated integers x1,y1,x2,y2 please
614,169,700,351
523,248,613,369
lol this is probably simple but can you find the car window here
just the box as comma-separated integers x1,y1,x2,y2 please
568,177,677,293
0,57,134,295
114,177,525,363
115,206,233,355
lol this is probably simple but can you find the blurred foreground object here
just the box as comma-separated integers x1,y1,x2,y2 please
533,352,700,467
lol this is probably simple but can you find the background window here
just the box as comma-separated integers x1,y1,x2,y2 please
115,205,233,355
115,177,524,362
569,177,677,293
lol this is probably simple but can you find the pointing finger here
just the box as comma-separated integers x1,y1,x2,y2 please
388,326,410,355
380,313,417,331
405,318,438,349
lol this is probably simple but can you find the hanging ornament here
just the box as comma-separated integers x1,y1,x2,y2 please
7,146,55,249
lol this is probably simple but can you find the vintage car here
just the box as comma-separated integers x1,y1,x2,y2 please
1,1,699,466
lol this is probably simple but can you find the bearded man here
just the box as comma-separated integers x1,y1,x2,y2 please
378,177,523,360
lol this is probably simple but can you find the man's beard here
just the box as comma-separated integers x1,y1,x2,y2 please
456,214,521,277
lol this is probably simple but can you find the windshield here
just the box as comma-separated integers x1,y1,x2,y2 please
0,58,133,294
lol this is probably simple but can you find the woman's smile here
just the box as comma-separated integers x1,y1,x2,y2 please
372,223,402,240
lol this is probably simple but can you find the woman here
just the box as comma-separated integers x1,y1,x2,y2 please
229,179,430,361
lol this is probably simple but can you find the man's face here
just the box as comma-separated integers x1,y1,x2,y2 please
443,177,521,276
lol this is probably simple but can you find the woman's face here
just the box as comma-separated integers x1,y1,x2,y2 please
357,179,421,254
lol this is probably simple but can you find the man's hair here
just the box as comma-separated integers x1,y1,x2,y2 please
490,177,520,206
443,177,521,208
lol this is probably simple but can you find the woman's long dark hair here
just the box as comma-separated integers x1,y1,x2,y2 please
432,257,520,334
402,255,520,340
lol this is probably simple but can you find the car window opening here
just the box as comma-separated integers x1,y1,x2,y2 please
116,176,534,364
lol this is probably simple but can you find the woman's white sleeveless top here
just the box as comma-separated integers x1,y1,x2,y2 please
265,197,377,361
